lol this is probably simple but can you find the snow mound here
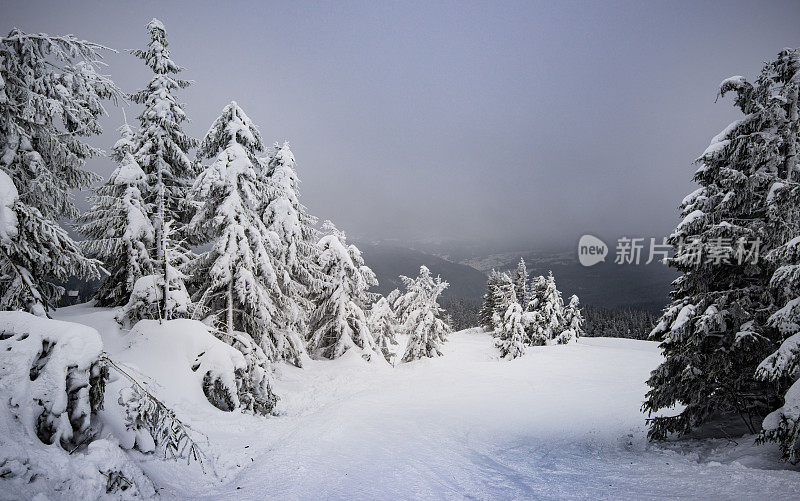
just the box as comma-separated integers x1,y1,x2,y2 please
0,311,104,448
0,312,154,499
124,319,247,412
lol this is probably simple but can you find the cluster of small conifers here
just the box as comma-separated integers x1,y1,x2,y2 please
479,259,583,359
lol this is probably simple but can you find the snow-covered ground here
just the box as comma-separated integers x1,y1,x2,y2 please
48,304,800,499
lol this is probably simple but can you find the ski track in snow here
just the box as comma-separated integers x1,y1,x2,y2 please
52,306,800,500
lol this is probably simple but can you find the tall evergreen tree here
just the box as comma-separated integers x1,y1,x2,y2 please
0,29,119,314
561,294,584,342
130,19,198,266
399,265,451,362
753,48,800,462
643,51,797,440
479,270,503,329
308,221,380,360
79,119,154,306
260,141,322,342
514,258,530,306
493,277,526,360
368,296,400,363
188,102,305,366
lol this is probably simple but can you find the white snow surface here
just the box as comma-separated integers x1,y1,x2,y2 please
44,306,800,499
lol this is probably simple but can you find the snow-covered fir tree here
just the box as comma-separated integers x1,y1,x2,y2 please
643,50,799,440
260,141,322,344
116,220,191,326
308,221,380,360
79,119,154,306
491,272,515,330
514,258,530,306
493,277,526,360
479,270,503,330
527,274,547,310
538,271,566,342
398,265,451,362
0,29,119,314
188,102,306,366
560,294,584,343
368,296,400,363
752,48,800,462
130,19,198,272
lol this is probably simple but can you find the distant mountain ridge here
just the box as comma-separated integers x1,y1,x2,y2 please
358,241,677,313
357,242,488,300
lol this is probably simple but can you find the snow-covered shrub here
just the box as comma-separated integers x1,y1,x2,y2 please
116,383,204,462
124,319,276,417
0,312,107,449
0,435,155,499
0,313,155,499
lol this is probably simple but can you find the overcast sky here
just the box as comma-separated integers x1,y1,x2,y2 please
4,0,800,251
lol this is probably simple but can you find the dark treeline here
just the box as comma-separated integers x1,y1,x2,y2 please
443,297,657,340
581,305,658,340
440,298,481,331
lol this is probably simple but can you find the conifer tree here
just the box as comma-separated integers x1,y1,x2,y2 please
493,277,526,359
479,270,503,329
130,19,198,267
368,296,400,363
560,294,584,343
643,50,798,440
260,141,322,341
116,220,191,326
491,272,515,330
527,274,547,311
399,265,451,362
188,102,307,365
752,48,800,462
514,258,530,306
0,29,119,314
79,119,154,306
308,221,380,360
540,271,566,341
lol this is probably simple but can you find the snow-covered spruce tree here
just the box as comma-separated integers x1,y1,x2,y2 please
308,221,380,360
752,48,800,462
560,294,584,342
260,141,323,345
643,52,799,440
493,277,526,360
116,220,192,326
527,274,547,311
130,19,198,268
79,120,155,306
399,265,451,362
0,29,119,314
368,296,400,363
514,258,530,306
491,272,515,330
478,270,503,330
539,271,566,341
189,102,305,368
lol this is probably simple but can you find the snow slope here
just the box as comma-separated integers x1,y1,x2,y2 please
50,305,800,499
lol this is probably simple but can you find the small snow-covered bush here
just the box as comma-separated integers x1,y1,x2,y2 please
125,319,276,416
0,311,107,449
